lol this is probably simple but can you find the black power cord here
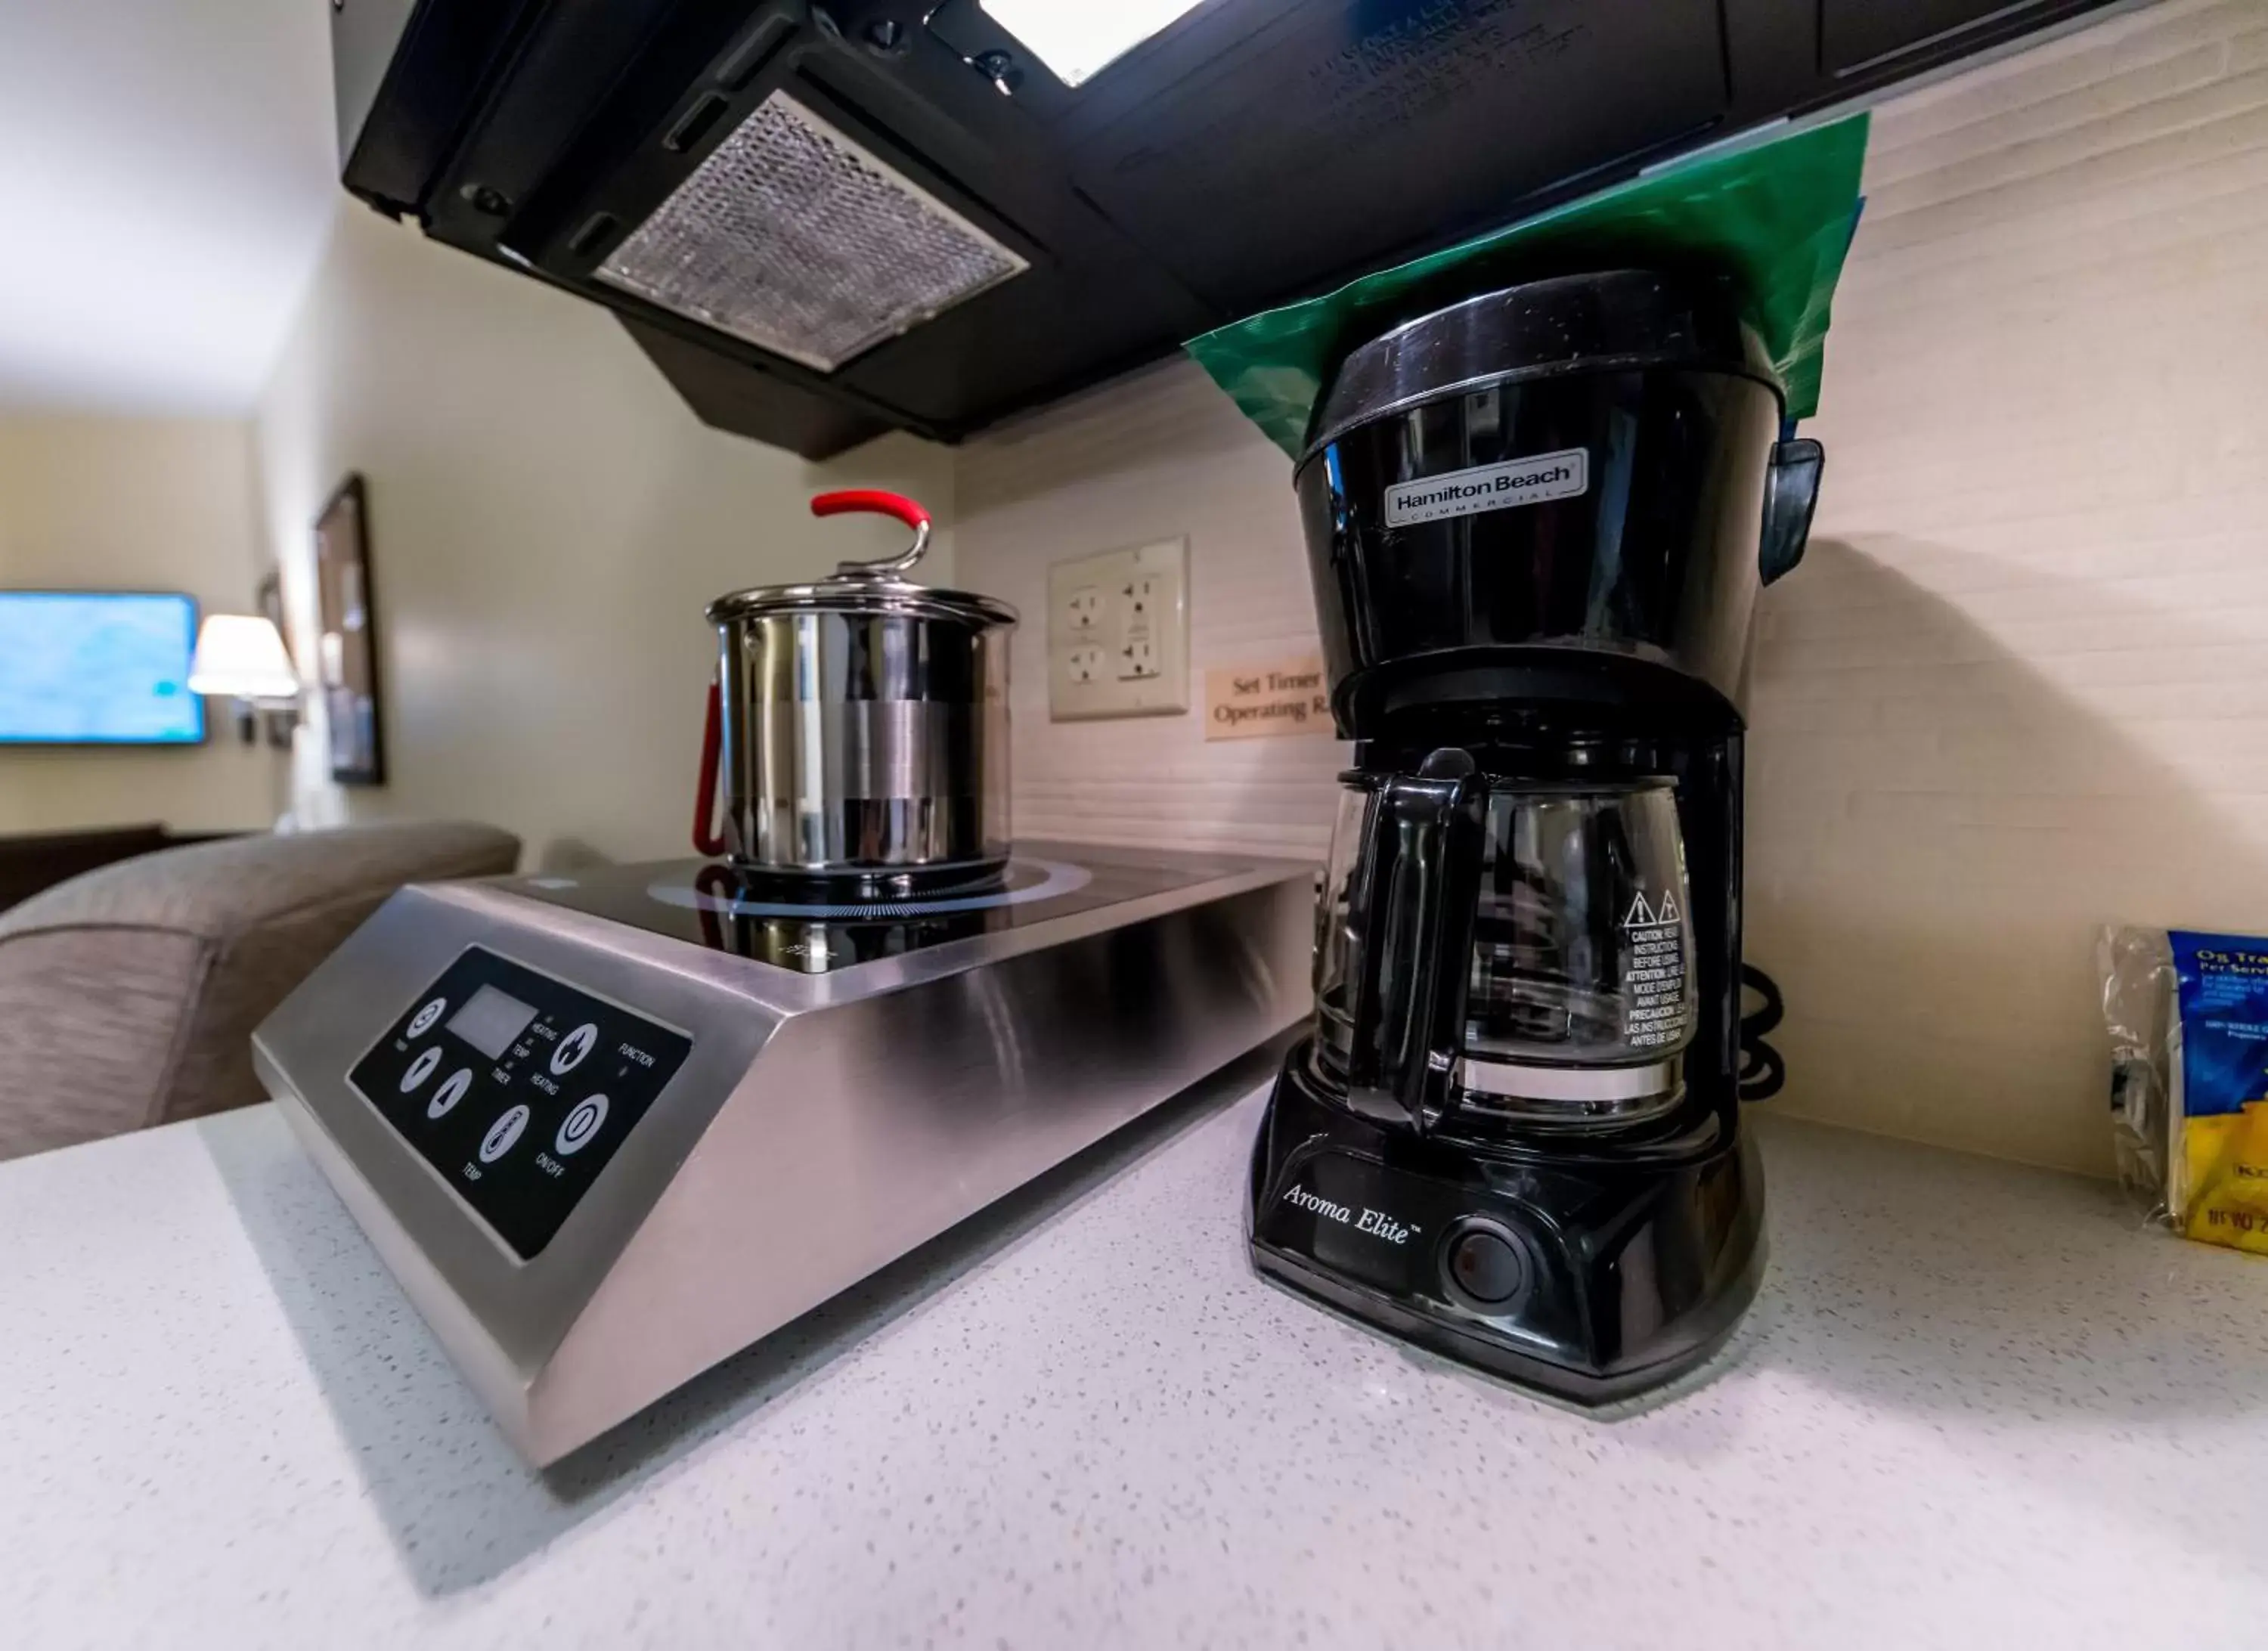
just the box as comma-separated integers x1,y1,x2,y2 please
1738,963,1786,1101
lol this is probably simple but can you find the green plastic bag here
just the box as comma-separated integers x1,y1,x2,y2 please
1184,113,1870,460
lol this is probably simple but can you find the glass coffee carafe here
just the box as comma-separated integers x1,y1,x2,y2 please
1313,749,1697,1134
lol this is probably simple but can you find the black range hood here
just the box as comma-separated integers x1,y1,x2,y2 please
334,0,2119,459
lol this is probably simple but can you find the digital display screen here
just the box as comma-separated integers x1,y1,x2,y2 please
0,591,203,745
446,984,540,1061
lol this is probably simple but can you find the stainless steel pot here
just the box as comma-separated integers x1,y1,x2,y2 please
694,490,1017,879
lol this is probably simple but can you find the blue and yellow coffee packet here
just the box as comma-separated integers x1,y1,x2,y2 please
2166,933,2268,1252
2104,927,2268,1255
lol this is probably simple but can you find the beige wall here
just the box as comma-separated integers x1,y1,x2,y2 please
254,206,955,871
954,0,2268,1175
0,415,280,834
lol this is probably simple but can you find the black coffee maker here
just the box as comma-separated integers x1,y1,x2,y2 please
1247,270,1823,1402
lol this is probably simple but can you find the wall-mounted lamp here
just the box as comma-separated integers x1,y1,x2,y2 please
189,614,301,745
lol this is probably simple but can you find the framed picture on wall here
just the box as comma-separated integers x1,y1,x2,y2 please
314,475,386,786
255,567,296,751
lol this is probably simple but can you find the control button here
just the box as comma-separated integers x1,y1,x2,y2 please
400,1047,443,1093
407,997,448,1038
551,1024,598,1076
427,1068,474,1120
479,1104,531,1164
1443,1222,1527,1310
555,1095,610,1157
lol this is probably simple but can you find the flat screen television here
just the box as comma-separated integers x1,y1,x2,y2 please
0,590,205,745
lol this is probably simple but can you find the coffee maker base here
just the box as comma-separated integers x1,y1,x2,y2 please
1246,1047,1766,1406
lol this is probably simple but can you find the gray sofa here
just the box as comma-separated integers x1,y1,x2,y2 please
0,822,519,1162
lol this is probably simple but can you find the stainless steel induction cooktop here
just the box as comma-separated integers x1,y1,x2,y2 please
254,843,1312,1464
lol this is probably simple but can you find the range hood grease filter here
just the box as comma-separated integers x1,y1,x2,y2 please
598,91,1030,373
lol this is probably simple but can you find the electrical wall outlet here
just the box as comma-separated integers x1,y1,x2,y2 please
1047,538,1190,720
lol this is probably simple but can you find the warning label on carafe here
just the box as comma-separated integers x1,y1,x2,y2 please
1622,891,1690,1051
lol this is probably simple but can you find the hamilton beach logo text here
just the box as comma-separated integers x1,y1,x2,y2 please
1281,1183,1415,1244
1383,448,1590,528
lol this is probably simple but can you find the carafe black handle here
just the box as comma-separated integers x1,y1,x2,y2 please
1343,748,1487,1136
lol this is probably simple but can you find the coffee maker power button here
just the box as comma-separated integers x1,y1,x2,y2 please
1442,1221,1528,1312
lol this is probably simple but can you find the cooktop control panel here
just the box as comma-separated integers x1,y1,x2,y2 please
348,946,692,1259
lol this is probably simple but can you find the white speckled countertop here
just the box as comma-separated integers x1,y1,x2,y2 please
6,1075,2268,1649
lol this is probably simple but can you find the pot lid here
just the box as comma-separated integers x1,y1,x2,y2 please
705,490,1018,629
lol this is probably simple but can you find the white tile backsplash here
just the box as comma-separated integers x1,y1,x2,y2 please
958,357,1347,859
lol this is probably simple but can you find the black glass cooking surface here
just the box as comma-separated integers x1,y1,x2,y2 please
502,850,1247,974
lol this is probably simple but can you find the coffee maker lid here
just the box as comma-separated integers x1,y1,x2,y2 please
1300,270,1780,463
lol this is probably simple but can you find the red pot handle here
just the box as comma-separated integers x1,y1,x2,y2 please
813,490,933,578
810,489,929,531
692,680,729,857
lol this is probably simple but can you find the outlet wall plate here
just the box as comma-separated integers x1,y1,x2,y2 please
1046,538,1191,721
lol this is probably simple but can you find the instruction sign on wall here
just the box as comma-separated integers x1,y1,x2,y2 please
1204,655,1333,741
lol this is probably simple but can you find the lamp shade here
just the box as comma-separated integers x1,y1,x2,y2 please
188,615,299,701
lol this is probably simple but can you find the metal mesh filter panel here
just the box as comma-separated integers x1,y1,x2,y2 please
597,92,1029,373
